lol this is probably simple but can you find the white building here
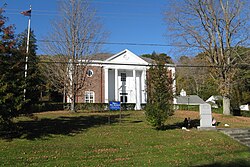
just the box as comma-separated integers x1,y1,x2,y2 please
174,89,205,105
67,49,176,110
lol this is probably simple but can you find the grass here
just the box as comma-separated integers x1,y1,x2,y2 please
0,110,249,166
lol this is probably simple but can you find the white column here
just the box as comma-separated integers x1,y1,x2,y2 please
136,71,141,110
141,70,146,104
171,67,176,95
169,67,176,105
104,68,109,103
115,69,118,101
133,70,138,110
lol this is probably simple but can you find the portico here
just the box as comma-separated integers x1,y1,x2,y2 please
101,49,149,110
104,67,147,110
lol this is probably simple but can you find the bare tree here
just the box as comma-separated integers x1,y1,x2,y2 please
165,0,249,115
42,0,107,111
176,55,212,97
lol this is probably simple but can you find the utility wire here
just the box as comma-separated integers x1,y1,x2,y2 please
1,59,249,69
36,39,192,48
5,9,158,18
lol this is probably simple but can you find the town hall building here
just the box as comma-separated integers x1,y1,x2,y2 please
68,49,176,110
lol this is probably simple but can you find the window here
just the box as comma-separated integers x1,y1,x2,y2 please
85,91,95,103
121,73,126,81
86,69,93,77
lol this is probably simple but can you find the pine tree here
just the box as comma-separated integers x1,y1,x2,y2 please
145,57,174,129
0,7,25,126
16,29,41,111
0,7,41,127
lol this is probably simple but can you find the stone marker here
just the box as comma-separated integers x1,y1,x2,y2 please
198,103,215,130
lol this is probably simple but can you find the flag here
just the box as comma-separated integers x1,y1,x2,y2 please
21,10,31,17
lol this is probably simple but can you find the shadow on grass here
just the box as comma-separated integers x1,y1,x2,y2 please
0,113,130,141
193,159,250,167
163,119,200,130
129,120,143,124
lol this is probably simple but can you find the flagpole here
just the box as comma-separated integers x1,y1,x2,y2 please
24,5,31,100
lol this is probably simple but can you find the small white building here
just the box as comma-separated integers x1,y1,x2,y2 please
206,95,223,108
67,49,176,110
174,89,205,105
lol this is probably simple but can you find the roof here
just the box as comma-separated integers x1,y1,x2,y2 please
90,53,113,61
206,95,223,103
89,50,154,64
140,57,154,63
89,49,175,67
176,95,205,105
105,49,149,65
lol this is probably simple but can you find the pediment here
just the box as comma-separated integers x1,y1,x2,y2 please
106,49,149,65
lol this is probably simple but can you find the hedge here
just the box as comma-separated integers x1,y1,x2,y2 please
31,102,64,113
73,103,136,112
241,110,250,117
174,104,199,111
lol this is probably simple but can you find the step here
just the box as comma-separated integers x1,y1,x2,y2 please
232,138,250,147
218,128,250,148
230,132,250,136
246,142,250,147
237,138,250,143
218,129,250,135
233,135,250,140
242,141,250,146
230,134,250,139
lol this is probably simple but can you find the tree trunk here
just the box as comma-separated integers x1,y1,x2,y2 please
70,77,75,112
70,96,75,112
223,96,230,115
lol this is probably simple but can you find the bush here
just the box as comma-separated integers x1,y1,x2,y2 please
75,103,109,112
121,103,135,111
30,102,64,113
241,110,250,117
232,108,241,116
212,107,223,114
145,103,170,129
174,104,199,111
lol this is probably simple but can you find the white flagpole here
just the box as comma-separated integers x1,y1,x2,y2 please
24,5,31,100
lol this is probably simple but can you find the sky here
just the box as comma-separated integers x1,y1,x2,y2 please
2,0,178,58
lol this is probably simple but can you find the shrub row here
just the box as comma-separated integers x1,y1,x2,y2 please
74,103,108,112
174,104,199,111
31,102,64,113
73,103,137,112
241,110,250,117
30,102,140,113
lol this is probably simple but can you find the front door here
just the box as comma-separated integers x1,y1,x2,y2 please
120,94,128,103
120,72,127,103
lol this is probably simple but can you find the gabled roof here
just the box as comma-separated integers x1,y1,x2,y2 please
89,49,174,66
105,49,149,65
176,95,205,105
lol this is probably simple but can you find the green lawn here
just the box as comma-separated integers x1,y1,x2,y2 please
0,110,249,166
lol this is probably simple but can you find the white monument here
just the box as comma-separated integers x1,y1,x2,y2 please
198,103,215,130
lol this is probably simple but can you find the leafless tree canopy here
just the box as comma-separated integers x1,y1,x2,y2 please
165,0,249,115
166,0,249,52
45,0,106,57
42,0,107,110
